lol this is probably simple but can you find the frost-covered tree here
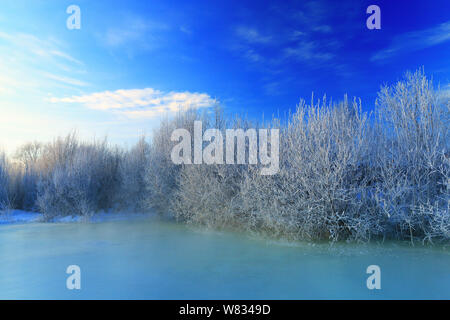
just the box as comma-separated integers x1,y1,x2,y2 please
117,136,150,211
373,69,449,242
0,152,10,211
36,136,121,219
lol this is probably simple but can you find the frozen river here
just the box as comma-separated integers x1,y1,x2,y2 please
0,215,449,299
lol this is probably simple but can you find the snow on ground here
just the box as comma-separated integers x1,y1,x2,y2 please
0,210,156,225
0,210,42,225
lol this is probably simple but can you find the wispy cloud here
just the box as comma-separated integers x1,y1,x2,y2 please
49,88,216,119
0,32,82,66
283,40,334,62
372,21,450,62
229,1,345,96
42,72,89,87
101,15,169,54
235,26,274,44
313,25,332,33
0,31,86,94
233,25,337,66
231,1,341,68
179,26,193,36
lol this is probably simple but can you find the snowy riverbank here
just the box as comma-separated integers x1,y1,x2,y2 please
0,210,157,225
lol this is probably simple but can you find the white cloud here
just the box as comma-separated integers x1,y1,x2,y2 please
42,72,89,87
0,32,83,67
283,41,334,62
235,26,274,44
49,88,216,119
102,15,169,53
0,31,86,94
231,3,338,67
313,25,332,33
48,50,84,66
180,26,193,36
372,21,450,62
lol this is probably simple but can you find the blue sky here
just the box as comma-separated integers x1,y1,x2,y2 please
0,0,449,151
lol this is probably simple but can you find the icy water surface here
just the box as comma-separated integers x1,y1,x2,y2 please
0,216,449,299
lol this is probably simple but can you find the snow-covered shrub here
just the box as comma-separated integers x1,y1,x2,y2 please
0,152,11,211
36,136,121,219
145,109,203,212
170,108,255,228
18,167,40,211
12,141,44,211
239,97,383,241
172,160,249,228
116,136,150,211
373,69,449,242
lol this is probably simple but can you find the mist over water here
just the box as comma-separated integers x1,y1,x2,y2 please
1,217,449,299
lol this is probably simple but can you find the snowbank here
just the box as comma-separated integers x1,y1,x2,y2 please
0,210,42,225
0,210,156,225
